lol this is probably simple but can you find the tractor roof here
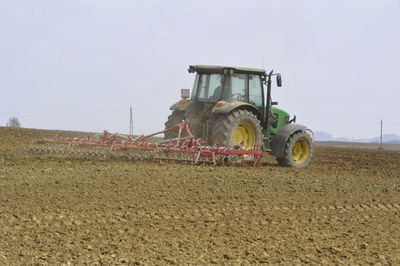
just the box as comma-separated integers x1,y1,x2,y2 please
189,65,266,75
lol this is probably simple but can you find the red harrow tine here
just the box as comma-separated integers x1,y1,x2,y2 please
29,120,263,166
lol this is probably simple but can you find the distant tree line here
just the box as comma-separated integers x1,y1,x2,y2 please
6,117,21,127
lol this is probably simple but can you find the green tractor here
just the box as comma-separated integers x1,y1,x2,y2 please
165,65,313,168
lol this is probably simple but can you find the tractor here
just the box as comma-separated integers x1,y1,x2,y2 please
165,65,313,168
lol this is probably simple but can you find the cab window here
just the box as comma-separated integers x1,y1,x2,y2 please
197,74,222,101
190,73,199,99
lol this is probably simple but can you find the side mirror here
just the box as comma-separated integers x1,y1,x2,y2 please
271,101,278,106
181,89,190,99
276,74,282,87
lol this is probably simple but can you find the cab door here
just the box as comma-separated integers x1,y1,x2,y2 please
248,74,264,118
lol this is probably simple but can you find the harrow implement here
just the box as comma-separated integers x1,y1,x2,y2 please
29,121,263,166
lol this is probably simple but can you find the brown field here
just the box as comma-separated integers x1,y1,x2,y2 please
316,141,400,151
1,126,400,264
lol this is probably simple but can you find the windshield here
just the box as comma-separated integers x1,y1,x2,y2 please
191,73,223,102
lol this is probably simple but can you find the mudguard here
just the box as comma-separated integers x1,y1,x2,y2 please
212,102,257,114
169,102,180,111
169,100,191,111
212,102,262,122
270,124,312,158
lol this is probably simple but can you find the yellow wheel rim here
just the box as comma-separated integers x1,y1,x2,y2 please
231,122,255,149
291,139,309,165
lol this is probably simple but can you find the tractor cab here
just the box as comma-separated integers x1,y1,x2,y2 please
184,65,289,134
188,66,264,106
189,71,264,108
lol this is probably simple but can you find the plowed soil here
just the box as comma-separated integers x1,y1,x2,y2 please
1,127,400,264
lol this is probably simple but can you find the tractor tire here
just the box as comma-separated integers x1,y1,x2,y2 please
276,130,313,168
211,109,263,149
164,111,185,140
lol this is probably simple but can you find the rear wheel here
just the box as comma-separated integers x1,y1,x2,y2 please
277,130,313,168
211,110,263,149
164,111,185,140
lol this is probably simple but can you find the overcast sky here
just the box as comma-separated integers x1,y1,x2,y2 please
1,0,399,138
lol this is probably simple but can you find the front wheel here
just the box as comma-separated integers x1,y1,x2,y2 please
277,130,313,168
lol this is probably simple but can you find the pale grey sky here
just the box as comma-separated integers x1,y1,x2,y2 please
1,0,399,138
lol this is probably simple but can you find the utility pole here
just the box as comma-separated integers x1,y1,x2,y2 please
129,105,133,136
379,119,383,150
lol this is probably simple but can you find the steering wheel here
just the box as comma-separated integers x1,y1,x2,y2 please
232,93,245,101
